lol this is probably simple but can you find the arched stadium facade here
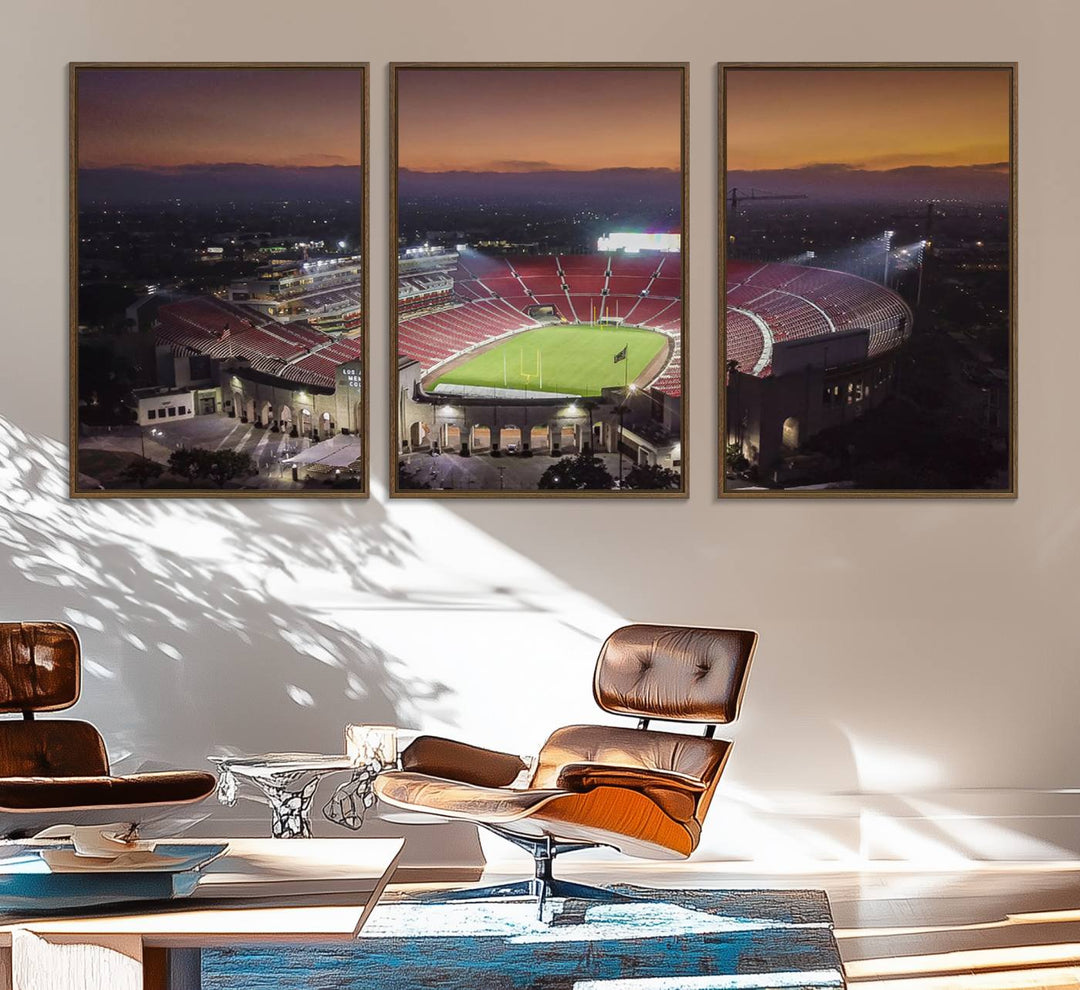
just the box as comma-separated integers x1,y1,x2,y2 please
151,295,364,444
725,260,913,480
397,250,683,471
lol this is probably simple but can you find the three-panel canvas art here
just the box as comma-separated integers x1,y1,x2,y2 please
70,62,1016,499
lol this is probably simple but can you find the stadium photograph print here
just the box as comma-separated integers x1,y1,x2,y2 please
391,63,688,497
70,63,369,497
720,64,1016,497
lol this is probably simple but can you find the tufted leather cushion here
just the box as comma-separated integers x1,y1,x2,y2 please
593,624,757,723
531,724,729,792
0,720,108,777
375,772,564,823
0,622,80,713
0,771,218,812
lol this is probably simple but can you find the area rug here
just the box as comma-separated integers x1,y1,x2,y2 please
203,886,845,989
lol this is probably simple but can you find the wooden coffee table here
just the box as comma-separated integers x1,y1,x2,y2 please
0,836,403,990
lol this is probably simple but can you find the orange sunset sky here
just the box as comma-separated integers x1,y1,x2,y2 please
78,68,364,170
726,67,1011,172
397,68,683,173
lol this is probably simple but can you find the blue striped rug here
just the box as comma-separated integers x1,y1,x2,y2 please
204,886,844,989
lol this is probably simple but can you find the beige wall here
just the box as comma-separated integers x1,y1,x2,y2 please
1,0,1078,864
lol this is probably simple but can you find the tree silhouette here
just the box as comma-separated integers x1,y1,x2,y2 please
120,456,164,488
168,448,212,483
167,447,254,488
537,454,615,490
624,463,681,490
207,450,256,488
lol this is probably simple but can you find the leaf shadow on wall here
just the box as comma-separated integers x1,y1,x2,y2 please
0,417,522,781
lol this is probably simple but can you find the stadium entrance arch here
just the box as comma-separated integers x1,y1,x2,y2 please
259,401,273,428
781,416,800,451
321,411,333,439
300,408,312,438
471,425,491,451
530,425,549,451
280,405,292,433
442,424,460,450
499,426,521,452
409,421,427,449
244,397,256,424
554,425,579,454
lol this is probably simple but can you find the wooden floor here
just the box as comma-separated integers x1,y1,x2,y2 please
435,860,1080,989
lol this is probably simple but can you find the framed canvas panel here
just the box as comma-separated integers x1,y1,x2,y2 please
719,63,1017,498
70,63,369,497
390,63,688,498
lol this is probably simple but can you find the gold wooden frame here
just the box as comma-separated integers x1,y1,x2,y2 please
69,62,370,499
389,62,689,499
718,62,1018,499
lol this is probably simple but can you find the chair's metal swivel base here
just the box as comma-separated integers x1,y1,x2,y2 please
413,826,635,921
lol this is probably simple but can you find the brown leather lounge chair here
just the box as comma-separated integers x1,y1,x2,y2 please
375,623,757,914
0,622,217,838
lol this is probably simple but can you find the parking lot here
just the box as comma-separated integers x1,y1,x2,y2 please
77,415,318,489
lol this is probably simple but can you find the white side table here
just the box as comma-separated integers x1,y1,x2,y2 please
209,754,354,839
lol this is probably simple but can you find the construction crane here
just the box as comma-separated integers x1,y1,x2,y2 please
728,187,808,210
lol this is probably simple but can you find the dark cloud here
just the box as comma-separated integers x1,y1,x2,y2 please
728,161,1010,203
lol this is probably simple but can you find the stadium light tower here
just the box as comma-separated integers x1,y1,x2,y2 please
883,230,895,286
917,239,930,308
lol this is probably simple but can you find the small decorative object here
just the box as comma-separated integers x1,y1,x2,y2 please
324,725,400,830
720,63,1016,497
209,754,354,838
391,64,687,497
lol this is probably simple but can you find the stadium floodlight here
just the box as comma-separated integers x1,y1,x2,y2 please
338,240,346,249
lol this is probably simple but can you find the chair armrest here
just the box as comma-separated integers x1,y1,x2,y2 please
400,735,529,789
556,763,707,793
556,763,707,823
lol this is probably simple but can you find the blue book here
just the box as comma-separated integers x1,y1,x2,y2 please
0,843,228,914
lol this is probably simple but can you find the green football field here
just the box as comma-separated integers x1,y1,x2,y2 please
432,324,667,397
